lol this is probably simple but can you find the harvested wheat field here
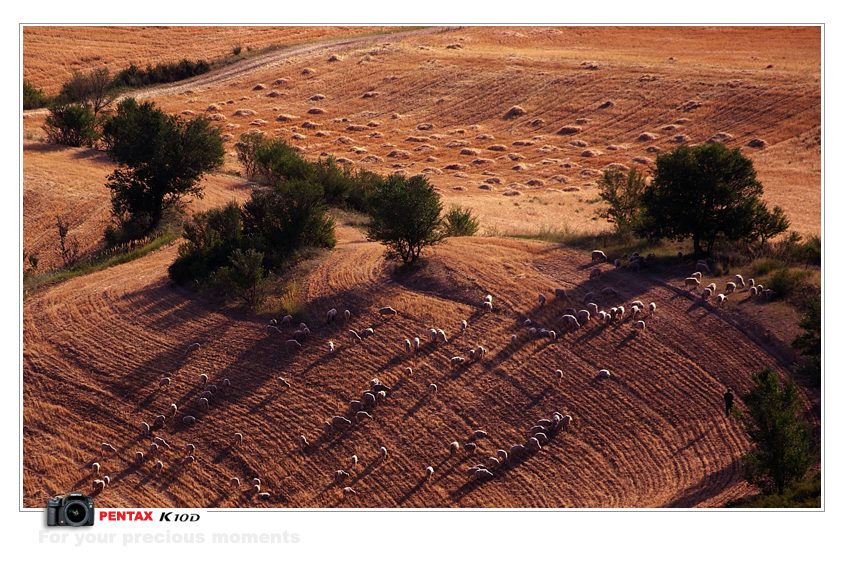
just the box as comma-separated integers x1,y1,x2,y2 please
22,26,820,508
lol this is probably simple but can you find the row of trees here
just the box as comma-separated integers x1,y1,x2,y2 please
597,143,790,256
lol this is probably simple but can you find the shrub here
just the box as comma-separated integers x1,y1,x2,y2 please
23,80,50,109
55,215,80,266
242,179,335,269
44,103,99,147
103,98,224,240
767,267,808,299
597,167,645,236
792,291,820,387
366,174,444,265
168,202,243,286
636,143,789,255
232,46,243,56
212,248,267,308
110,59,211,90
442,205,480,237
741,368,813,495
234,132,266,180
252,138,313,184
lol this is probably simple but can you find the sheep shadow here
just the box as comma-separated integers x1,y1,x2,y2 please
395,475,429,506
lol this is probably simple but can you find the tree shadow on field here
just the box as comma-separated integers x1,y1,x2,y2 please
663,459,741,508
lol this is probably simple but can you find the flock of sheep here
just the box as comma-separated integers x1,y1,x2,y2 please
682,261,773,304
88,246,754,505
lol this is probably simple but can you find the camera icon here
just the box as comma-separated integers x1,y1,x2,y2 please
46,494,95,527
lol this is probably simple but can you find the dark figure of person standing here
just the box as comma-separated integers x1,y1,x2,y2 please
724,388,735,417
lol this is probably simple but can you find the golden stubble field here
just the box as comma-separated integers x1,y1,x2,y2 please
22,26,820,508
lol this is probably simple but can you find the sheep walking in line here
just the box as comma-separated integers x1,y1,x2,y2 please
691,271,702,281
428,383,438,394
349,455,359,469
715,294,728,307
233,432,244,444
404,338,412,354
425,466,435,480
748,278,756,288
464,442,478,454
706,283,717,293
92,462,101,474
538,293,547,307
413,337,421,351
735,274,745,289
230,477,241,488
280,315,293,325
376,389,388,402
149,442,159,453
555,369,564,380
101,442,116,453
356,411,374,423
140,422,151,436
461,319,468,333
437,329,448,343
299,435,309,452
404,367,413,377
450,356,465,367
278,376,291,389
186,342,201,354
155,460,164,473
134,451,144,463
183,455,196,465
348,330,362,344
198,397,210,410
701,287,713,301
160,376,171,387
577,309,591,324
182,415,196,425
430,328,439,343
185,443,196,454
93,479,106,491
326,308,338,322
598,369,611,379
379,306,398,316
633,320,646,331
586,302,599,317
592,250,607,263
560,415,573,432
332,416,353,430
328,341,335,353
154,436,171,449
684,277,701,290
648,302,657,315
725,282,737,295
748,286,758,297
450,441,460,456
380,446,389,459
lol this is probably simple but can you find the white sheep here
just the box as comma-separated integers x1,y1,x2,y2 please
233,432,243,444
477,345,486,358
344,309,351,322
413,337,421,351
155,460,163,472
223,378,231,387
715,294,728,307
185,443,196,454
756,284,764,292
153,436,171,449
592,250,607,262
561,314,580,330
428,383,438,394
684,277,701,290
484,294,493,305
278,376,291,388
511,334,517,343
343,486,357,496
91,462,100,474
528,327,537,338
555,288,567,299
425,466,434,479
735,274,745,288
748,278,755,288
586,302,599,316
527,437,542,451
199,373,208,386
348,330,362,344
538,293,547,306
465,442,478,453
749,286,758,297
706,283,717,293
198,397,209,410
577,309,591,324
286,339,302,349
230,477,241,488
648,302,657,315
380,446,389,458
460,320,468,333
630,300,644,309
701,287,713,301
437,329,448,343
183,455,195,465
631,305,641,320
93,479,105,491
404,367,413,376
186,342,201,353
160,376,171,386
140,422,150,435
597,311,608,322
379,306,398,316
483,301,493,311
560,415,573,431
350,455,358,468
615,306,626,320
691,271,702,281
598,369,611,379
450,356,465,367
497,449,508,462
430,328,439,343
101,442,116,453
150,442,159,452
328,341,335,353
404,338,412,353
376,390,387,403
299,434,310,452
473,429,488,440
326,308,338,322
182,415,196,425
281,315,293,325
555,369,564,380
725,282,736,294
355,411,373,423
634,320,646,331
449,441,460,455
170,403,178,416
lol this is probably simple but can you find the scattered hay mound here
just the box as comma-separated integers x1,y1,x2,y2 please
472,158,494,165
181,110,195,116
669,134,691,143
307,107,326,115
604,163,629,171
569,140,588,148
446,140,469,148
367,121,380,128
452,186,466,191
478,183,493,190
597,100,614,109
512,140,534,146
206,104,221,112
361,155,382,163
444,163,467,170
639,74,658,82
302,68,316,75
309,94,326,101
406,135,430,143
507,153,525,161
503,105,526,119
446,43,463,49
362,91,380,99
273,78,290,86
645,145,661,153
747,138,767,148
208,113,227,122
327,54,342,62
581,168,602,177
301,121,319,129
387,149,410,159
550,175,569,183
414,144,436,152
637,132,658,142
336,136,353,144
416,122,434,130
460,148,480,156
708,132,734,143
502,189,521,196
526,179,545,187
674,118,690,124
250,119,267,126
485,177,503,184
528,118,546,127
421,166,442,174
315,131,331,137
476,133,495,140
581,149,602,157
488,144,507,152
557,125,582,135
253,84,266,91
562,186,581,192
575,118,590,125
233,109,257,117
512,163,529,171
678,100,702,112
276,114,298,122
632,157,652,165
291,133,306,140
266,90,282,98
221,133,234,142
581,61,600,70
335,157,353,165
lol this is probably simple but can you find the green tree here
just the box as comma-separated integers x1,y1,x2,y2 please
597,167,646,236
792,292,821,387
23,80,50,109
102,98,224,239
741,368,813,495
636,143,788,255
242,179,335,269
234,131,266,180
168,202,244,286
44,103,98,147
58,67,116,115
367,174,444,265
442,205,480,237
